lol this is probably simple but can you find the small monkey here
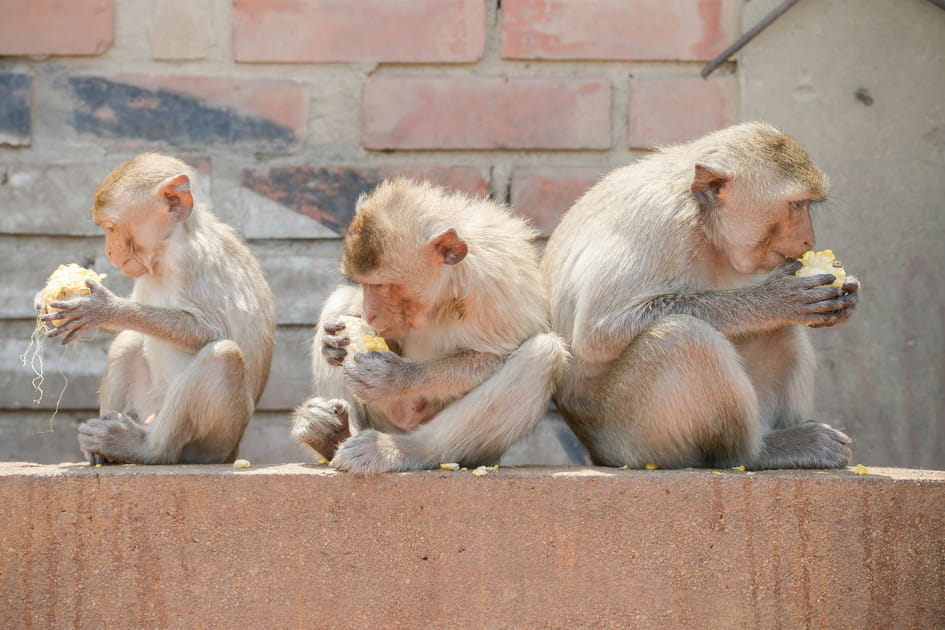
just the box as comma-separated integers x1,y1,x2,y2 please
291,179,568,474
42,153,275,464
542,122,859,470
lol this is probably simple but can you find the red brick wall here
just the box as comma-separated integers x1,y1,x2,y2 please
0,0,742,449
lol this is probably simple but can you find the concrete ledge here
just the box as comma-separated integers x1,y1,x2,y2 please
3,464,944,629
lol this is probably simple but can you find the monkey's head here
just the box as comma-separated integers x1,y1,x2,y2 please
690,122,829,275
341,179,469,339
91,153,197,278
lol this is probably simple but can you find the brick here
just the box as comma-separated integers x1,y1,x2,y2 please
628,76,737,148
364,78,611,150
233,0,485,63
502,0,739,61
0,160,210,236
241,166,490,236
510,166,607,236
0,74,30,146
0,0,113,56
150,0,215,60
62,75,307,150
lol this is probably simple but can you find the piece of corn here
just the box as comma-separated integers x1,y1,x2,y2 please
853,464,870,475
233,459,251,468
440,463,460,470
41,264,107,325
731,465,746,472
795,250,846,288
644,463,659,470
338,315,389,355
471,465,490,476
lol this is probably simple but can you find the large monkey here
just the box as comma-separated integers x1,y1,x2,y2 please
41,153,275,464
291,179,568,474
542,122,859,470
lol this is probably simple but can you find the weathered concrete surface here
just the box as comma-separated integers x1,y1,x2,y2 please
2,464,943,630
738,0,945,469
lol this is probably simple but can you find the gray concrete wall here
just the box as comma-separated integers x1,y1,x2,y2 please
738,0,945,469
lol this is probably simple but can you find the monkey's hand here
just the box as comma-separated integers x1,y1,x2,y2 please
42,279,124,344
320,318,352,367
78,411,144,465
763,261,858,328
343,351,415,401
290,397,351,460
807,274,859,328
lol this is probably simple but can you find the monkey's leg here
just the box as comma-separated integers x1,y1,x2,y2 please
578,314,763,469
331,332,568,474
82,331,152,464
80,340,253,464
735,327,852,469
98,331,153,420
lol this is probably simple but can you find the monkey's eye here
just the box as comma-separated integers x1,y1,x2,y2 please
788,200,809,211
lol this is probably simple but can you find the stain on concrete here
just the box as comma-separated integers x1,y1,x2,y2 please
66,76,296,148
242,166,385,234
0,74,30,146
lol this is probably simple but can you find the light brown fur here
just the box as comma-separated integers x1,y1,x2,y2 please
542,122,858,470
292,179,568,473
44,153,275,464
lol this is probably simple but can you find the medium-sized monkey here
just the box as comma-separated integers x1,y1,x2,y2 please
41,153,276,464
542,122,859,470
292,179,568,474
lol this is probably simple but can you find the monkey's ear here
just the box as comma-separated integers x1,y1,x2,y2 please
158,174,194,222
691,163,729,208
430,228,468,265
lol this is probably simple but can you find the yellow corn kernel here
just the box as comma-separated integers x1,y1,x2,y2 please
233,459,251,468
440,463,460,470
853,464,870,475
796,249,846,288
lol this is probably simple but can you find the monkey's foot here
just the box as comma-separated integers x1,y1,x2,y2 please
755,421,852,469
331,430,410,475
290,397,350,460
78,411,145,465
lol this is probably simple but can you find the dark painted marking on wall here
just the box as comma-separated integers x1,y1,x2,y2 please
242,167,385,234
67,77,296,148
0,74,31,146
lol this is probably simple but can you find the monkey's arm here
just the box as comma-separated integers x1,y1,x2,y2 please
42,279,220,352
343,350,506,403
576,262,858,363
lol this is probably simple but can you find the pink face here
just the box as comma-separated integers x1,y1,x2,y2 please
727,197,817,274
95,204,172,278
360,282,428,339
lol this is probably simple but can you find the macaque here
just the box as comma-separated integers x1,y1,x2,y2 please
291,179,568,474
41,153,275,464
541,122,860,470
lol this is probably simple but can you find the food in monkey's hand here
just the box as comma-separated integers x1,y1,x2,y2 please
795,250,846,288
41,263,107,326
339,315,389,356
21,264,108,407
